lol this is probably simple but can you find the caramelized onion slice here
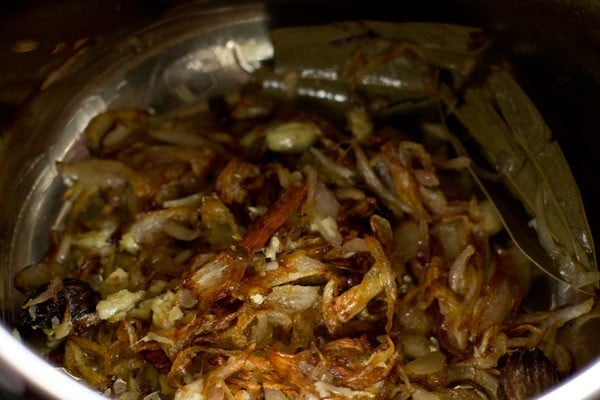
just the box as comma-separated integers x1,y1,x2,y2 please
241,184,307,255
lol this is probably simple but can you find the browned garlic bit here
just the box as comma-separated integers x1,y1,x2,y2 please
14,93,592,400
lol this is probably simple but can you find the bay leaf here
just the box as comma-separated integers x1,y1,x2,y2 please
259,22,480,111
448,68,597,289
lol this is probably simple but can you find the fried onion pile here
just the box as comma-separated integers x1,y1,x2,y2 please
14,96,592,400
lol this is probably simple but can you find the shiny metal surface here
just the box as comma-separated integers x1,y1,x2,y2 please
0,1,598,399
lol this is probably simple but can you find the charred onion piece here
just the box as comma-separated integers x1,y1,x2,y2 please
17,278,99,337
497,348,560,400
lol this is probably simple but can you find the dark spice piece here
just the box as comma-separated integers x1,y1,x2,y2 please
497,348,560,400
17,278,99,337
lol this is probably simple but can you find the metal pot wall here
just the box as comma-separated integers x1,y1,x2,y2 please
0,1,598,399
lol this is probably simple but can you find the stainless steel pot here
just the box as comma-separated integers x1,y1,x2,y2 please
0,1,598,399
